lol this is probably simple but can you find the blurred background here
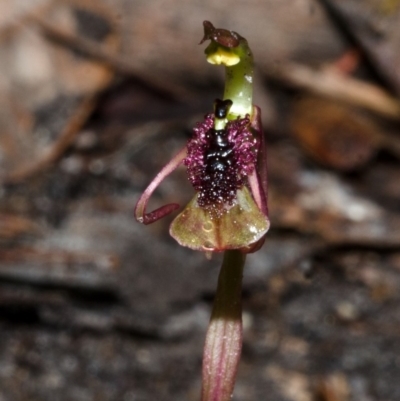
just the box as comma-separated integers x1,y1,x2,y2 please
1,0,400,400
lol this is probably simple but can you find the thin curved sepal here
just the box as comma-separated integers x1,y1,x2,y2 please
249,106,268,216
169,186,269,252
134,146,186,225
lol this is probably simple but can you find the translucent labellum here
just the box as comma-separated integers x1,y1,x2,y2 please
169,186,268,252
170,104,269,251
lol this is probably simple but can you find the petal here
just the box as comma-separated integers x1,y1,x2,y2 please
251,106,268,215
169,186,270,252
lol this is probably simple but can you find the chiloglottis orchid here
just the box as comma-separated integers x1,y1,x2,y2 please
134,21,269,253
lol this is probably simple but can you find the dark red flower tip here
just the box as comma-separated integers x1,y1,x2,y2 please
184,113,257,217
200,21,241,48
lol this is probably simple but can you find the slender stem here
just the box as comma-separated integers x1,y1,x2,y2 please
201,250,246,401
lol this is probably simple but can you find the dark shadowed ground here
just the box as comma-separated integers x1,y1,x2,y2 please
1,1,400,400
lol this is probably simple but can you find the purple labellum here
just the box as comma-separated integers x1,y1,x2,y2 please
184,114,257,217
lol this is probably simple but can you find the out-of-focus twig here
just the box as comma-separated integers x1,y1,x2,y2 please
0,246,119,290
316,374,349,401
317,0,400,97
0,0,53,44
0,214,40,240
0,247,118,270
266,62,400,119
30,14,191,101
3,95,97,184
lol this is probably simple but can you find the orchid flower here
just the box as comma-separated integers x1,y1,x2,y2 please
135,21,270,401
134,21,269,253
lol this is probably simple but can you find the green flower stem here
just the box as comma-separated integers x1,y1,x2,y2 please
201,250,246,401
223,46,254,120
204,28,254,119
